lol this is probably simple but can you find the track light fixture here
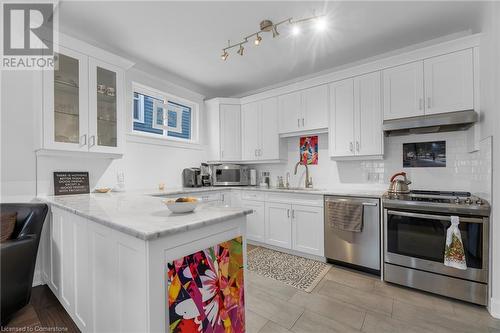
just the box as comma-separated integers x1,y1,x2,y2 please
254,34,262,46
220,13,326,61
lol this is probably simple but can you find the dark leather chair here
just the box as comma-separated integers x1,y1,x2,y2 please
1,203,48,326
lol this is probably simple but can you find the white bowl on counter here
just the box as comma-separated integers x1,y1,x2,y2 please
163,199,199,214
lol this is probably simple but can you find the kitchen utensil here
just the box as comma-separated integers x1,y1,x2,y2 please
106,87,115,96
388,172,411,194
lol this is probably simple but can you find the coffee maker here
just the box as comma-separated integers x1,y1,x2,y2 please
200,163,212,186
182,168,201,187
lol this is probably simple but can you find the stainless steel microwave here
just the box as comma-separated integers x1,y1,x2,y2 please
211,164,249,186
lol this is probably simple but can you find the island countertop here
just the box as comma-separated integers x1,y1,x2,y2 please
38,192,253,240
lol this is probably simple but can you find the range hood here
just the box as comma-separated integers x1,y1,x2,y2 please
383,110,478,136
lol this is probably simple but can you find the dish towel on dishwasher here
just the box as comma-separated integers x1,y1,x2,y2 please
444,216,467,270
327,201,363,232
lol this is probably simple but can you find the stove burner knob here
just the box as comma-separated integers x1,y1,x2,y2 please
465,198,472,205
475,199,483,205
454,197,461,204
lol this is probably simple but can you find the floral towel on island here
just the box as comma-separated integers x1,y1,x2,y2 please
444,216,467,270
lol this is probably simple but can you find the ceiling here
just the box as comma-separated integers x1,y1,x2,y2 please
57,1,484,98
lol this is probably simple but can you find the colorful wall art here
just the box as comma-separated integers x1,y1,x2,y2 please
167,236,245,333
300,136,318,165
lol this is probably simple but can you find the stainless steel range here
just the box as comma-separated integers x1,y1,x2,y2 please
383,190,490,305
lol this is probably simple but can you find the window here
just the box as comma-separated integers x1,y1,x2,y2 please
132,83,198,143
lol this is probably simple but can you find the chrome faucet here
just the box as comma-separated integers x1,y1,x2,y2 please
294,161,313,188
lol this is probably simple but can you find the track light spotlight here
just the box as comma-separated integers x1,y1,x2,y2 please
272,25,280,38
254,34,262,46
221,50,229,61
237,44,244,56
315,16,327,31
291,24,301,36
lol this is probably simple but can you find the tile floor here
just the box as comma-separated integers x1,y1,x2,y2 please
246,245,500,333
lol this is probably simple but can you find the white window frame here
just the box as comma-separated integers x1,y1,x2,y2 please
130,82,199,145
133,93,144,122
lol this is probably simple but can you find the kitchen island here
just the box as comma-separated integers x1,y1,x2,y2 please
38,192,252,333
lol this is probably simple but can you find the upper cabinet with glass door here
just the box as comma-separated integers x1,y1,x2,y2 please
88,59,124,153
43,46,89,152
40,35,132,157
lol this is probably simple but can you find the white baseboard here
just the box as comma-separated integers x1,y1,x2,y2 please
489,298,500,319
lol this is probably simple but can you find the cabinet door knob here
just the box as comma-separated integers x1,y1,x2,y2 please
356,141,360,152
287,209,290,218
302,118,305,127
297,119,300,128
349,142,353,152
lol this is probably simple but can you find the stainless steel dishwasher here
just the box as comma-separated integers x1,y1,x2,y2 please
324,195,380,274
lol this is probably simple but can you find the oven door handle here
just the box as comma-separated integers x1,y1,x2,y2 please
386,210,484,224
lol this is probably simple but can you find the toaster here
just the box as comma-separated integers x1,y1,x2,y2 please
182,168,202,187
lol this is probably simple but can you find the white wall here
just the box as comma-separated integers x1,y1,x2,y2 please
479,1,500,317
1,70,40,202
253,130,489,194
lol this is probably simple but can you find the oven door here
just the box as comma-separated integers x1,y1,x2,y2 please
384,209,488,282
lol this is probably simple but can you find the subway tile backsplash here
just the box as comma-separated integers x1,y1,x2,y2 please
254,131,492,197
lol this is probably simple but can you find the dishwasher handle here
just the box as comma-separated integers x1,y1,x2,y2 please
325,198,378,207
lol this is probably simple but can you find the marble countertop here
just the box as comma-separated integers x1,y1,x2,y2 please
38,185,384,241
38,193,253,241
148,185,386,198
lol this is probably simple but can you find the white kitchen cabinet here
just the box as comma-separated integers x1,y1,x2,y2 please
383,49,474,120
424,49,473,115
41,40,128,156
292,204,324,257
260,98,280,160
382,61,424,120
46,207,92,331
88,58,124,153
329,78,355,157
242,200,266,242
206,99,241,162
241,98,281,161
278,91,301,133
301,85,329,131
265,202,292,249
329,72,383,158
220,104,242,161
355,72,383,156
278,85,329,134
43,46,89,153
241,102,261,160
